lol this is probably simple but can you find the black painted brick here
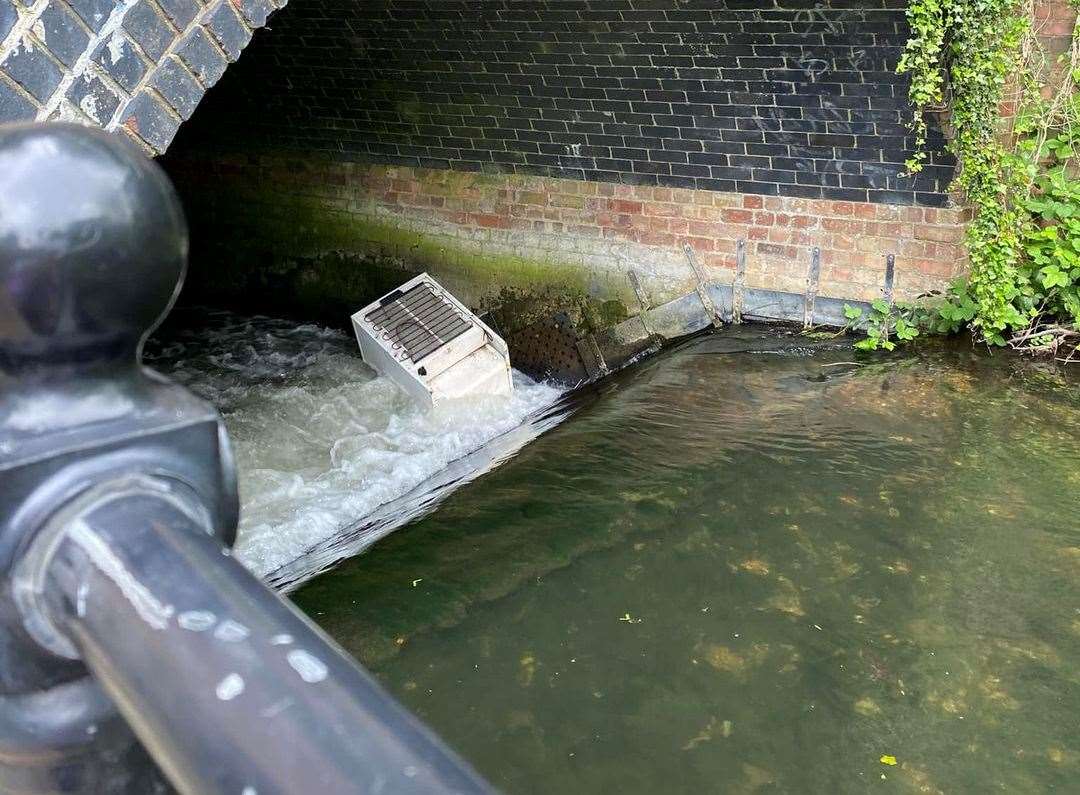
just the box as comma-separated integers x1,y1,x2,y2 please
175,27,228,87
0,78,36,122
38,1,91,68
123,0,176,63
121,90,180,152
167,0,953,206
3,40,64,102
156,0,201,29
205,3,251,61
67,0,115,32
150,55,203,120
92,35,147,92
0,3,17,43
237,0,275,28
66,71,122,123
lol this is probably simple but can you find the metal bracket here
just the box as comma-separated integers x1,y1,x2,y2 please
883,253,896,304
627,269,650,312
732,239,747,324
627,269,652,336
683,244,722,327
803,246,821,328
576,334,610,379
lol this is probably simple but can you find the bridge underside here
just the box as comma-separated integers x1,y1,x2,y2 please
4,1,978,362
0,0,283,152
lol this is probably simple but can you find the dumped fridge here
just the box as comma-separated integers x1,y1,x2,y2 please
351,274,513,409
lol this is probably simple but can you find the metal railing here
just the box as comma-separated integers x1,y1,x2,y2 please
0,122,495,795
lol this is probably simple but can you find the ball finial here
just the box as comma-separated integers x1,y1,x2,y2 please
0,123,187,376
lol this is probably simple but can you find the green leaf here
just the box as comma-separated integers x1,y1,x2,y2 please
1040,266,1070,289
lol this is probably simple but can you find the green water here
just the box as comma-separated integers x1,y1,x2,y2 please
294,329,1080,794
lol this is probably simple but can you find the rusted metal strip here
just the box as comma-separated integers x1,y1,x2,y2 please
883,253,896,304
683,244,722,327
576,334,610,379
803,246,821,328
628,269,649,311
627,269,652,335
732,239,747,324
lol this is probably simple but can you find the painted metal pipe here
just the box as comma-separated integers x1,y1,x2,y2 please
24,475,492,795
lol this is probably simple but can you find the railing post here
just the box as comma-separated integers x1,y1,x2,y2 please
0,123,494,795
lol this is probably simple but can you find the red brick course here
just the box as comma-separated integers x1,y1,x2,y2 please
174,155,971,310
346,164,970,302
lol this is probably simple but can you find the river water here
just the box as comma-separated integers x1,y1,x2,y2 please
286,327,1080,794
145,309,562,578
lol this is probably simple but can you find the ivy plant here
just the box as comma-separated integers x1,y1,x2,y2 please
845,0,1076,361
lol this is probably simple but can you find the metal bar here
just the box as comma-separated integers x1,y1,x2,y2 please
803,246,821,328
627,269,653,336
883,253,896,304
682,244,722,327
576,335,609,379
369,285,473,363
37,480,493,795
732,239,747,325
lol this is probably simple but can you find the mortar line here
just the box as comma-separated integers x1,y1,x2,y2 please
104,3,230,132
39,0,142,121
52,0,96,41
0,0,49,62
0,66,40,108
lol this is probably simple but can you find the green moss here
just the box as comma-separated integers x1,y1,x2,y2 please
175,179,634,332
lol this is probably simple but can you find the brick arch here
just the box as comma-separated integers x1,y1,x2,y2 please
0,0,284,153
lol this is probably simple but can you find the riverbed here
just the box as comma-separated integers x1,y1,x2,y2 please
291,328,1080,794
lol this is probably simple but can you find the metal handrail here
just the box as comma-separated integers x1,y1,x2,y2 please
0,122,495,794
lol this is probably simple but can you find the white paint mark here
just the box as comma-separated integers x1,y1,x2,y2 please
76,583,88,617
36,0,141,124
286,650,328,684
259,697,293,719
269,634,293,646
85,724,98,736
403,766,418,778
241,787,257,795
79,91,101,123
178,610,216,632
6,390,132,432
78,82,103,122
106,31,126,64
1,0,47,65
216,673,245,701
214,619,250,642
68,520,174,630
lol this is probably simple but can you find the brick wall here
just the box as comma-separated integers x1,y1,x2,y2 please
0,0,282,153
1035,0,1077,57
165,152,969,330
173,0,955,207
160,0,968,326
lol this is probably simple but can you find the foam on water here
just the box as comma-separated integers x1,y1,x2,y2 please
146,309,562,577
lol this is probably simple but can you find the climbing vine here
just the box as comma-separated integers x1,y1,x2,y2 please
881,0,1080,359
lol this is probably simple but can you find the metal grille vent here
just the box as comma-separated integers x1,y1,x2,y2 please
364,282,472,364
